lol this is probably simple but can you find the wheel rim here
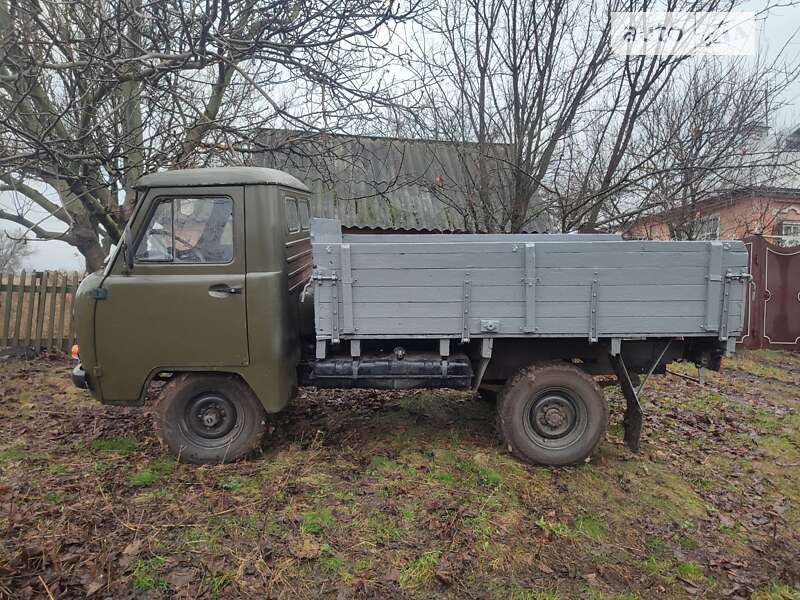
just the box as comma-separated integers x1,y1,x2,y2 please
522,386,588,450
181,393,242,448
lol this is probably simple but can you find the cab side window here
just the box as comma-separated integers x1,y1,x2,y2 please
298,198,310,230
286,197,300,232
135,200,173,262
135,197,234,264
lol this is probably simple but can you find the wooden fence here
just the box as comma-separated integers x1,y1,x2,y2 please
0,271,82,353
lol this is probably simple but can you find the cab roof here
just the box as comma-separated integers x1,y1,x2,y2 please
133,167,310,192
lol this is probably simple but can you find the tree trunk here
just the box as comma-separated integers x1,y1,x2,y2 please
74,226,107,272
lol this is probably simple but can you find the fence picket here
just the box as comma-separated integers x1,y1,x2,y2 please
47,272,58,350
23,272,37,348
35,270,49,349
56,273,69,352
2,274,12,346
13,270,26,347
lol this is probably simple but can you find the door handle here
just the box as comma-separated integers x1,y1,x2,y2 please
208,284,242,297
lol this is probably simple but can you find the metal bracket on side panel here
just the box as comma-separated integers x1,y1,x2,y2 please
523,243,537,332
340,243,354,333
461,276,472,343
350,340,360,379
704,241,723,331
719,272,731,340
589,276,599,342
440,339,450,378
330,278,340,344
472,338,494,391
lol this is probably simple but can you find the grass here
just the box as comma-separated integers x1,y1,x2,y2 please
0,351,798,598
535,515,572,538
127,458,176,487
300,507,335,535
366,512,401,544
131,557,167,591
89,437,138,455
676,561,704,581
751,582,800,600
0,447,25,461
574,513,605,541
399,550,440,590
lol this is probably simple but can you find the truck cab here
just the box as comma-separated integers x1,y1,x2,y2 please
73,168,313,461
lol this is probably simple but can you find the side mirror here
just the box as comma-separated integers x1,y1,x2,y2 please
123,224,134,271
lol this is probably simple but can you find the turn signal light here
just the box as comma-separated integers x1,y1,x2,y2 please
71,344,79,360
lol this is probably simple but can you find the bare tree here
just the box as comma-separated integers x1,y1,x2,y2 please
619,57,800,239
0,230,32,271
0,0,419,270
404,0,798,234
405,0,620,231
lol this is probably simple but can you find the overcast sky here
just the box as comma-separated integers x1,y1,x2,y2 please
4,2,800,273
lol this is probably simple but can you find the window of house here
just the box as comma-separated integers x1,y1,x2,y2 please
135,197,234,264
286,197,300,232
696,213,720,240
780,221,800,246
298,198,310,230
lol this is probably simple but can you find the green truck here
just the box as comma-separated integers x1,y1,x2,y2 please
71,167,748,466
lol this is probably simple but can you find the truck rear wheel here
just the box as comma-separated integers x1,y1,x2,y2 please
497,362,607,466
154,374,266,464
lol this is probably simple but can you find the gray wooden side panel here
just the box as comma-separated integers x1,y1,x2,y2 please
317,312,743,337
316,284,711,303
320,242,746,263
310,219,748,341
317,299,740,319
348,266,711,287
349,250,718,270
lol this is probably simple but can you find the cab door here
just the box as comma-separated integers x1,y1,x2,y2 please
94,186,248,404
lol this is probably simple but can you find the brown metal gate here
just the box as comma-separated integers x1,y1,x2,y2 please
737,236,800,351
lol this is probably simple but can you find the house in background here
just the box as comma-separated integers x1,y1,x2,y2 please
251,130,550,233
627,125,800,246
627,187,800,245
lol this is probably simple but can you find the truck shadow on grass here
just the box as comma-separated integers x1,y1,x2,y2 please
266,388,498,455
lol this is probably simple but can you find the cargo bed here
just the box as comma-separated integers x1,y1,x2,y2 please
310,218,748,346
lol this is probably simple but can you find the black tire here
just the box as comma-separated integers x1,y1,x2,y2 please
154,373,266,464
497,362,608,466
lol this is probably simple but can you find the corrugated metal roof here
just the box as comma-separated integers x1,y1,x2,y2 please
251,130,549,233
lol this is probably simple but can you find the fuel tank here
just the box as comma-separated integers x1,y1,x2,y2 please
301,351,472,389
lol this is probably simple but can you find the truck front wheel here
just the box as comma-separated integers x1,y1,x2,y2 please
497,363,607,466
154,374,266,464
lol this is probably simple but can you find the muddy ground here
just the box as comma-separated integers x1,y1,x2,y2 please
0,350,799,599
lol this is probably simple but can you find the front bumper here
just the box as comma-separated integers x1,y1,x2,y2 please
72,364,88,389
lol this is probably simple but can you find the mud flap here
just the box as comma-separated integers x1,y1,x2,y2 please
609,354,643,453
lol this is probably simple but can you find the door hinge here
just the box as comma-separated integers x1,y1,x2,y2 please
312,271,338,281
93,365,103,378
724,271,752,282
94,288,108,300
